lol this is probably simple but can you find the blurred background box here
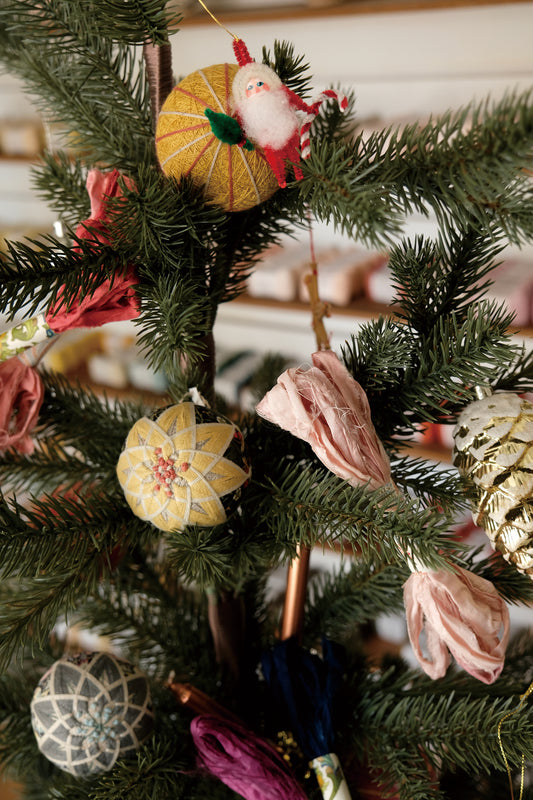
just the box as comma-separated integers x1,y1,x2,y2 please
0,118,43,158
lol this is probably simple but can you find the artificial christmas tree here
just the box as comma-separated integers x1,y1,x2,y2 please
1,2,533,799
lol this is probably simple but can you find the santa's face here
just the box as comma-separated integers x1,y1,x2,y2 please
245,77,270,98
232,63,298,150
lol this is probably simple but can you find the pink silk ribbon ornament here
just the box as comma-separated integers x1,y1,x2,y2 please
191,714,308,800
0,357,44,455
404,564,510,684
46,168,140,332
256,350,391,489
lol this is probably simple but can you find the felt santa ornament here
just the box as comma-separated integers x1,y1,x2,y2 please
230,39,347,188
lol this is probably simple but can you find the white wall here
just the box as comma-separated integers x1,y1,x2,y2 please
1,3,532,231
172,3,533,118
175,3,533,253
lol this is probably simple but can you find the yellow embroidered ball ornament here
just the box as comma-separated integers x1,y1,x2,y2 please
155,63,279,212
116,402,251,532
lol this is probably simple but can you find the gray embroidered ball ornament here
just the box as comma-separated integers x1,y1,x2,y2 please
30,652,154,776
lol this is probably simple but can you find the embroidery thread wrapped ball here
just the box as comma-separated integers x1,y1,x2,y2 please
116,402,251,532
30,653,153,777
155,63,279,212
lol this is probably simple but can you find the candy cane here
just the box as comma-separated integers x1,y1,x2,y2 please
300,90,348,160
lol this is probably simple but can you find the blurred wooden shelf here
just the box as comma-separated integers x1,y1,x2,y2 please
0,154,41,163
178,0,532,26
233,292,399,319
233,292,533,339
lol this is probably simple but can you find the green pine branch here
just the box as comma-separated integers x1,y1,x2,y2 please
0,236,130,319
109,169,224,270
341,299,518,448
403,302,516,413
389,456,467,515
0,496,154,670
0,3,154,170
0,571,98,670
299,137,406,247
0,440,93,497
387,90,533,243
134,273,215,386
388,230,506,334
0,671,43,772
88,739,194,800
468,552,533,606
493,345,533,394
37,371,144,480
72,0,178,45
0,0,175,50
78,562,219,683
164,515,279,592
255,461,458,570
305,560,407,639
310,88,358,145
300,89,533,246
0,490,137,579
351,663,533,800
31,152,90,230
0,384,135,499
261,39,314,98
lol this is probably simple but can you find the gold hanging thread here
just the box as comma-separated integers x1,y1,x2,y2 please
497,680,533,800
196,0,238,40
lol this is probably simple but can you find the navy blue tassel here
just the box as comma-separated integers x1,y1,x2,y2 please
261,637,345,761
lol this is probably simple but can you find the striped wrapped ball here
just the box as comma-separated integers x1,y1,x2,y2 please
155,63,279,212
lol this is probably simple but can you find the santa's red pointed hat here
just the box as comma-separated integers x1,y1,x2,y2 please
233,38,253,66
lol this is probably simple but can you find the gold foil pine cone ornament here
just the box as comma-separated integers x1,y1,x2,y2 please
116,402,251,532
453,386,533,576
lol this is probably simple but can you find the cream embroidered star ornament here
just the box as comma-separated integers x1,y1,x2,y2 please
117,402,251,532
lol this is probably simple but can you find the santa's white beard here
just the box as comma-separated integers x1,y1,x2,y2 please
235,88,298,150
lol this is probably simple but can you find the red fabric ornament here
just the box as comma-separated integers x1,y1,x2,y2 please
46,169,140,332
403,564,510,684
0,357,44,455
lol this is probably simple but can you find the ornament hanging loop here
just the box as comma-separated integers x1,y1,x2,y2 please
474,384,493,400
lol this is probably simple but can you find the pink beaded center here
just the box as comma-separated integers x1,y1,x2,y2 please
152,447,190,497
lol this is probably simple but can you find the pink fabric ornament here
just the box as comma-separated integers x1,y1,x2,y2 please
0,357,44,455
256,350,391,490
404,564,510,684
46,168,140,332
191,714,308,800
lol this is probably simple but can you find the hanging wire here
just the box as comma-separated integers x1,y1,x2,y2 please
497,680,533,800
196,0,238,40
